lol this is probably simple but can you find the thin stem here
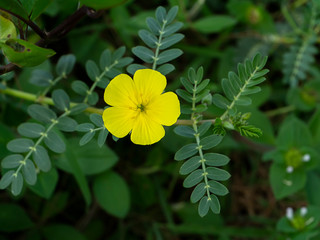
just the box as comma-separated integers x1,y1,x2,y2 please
40,75,64,98
83,60,118,103
152,20,167,70
265,105,295,117
281,4,304,35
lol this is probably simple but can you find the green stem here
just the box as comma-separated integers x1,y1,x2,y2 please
41,75,64,98
152,20,167,70
0,87,103,115
83,60,118,103
220,66,260,121
281,4,304,35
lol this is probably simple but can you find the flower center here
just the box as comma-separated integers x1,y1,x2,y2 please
137,104,146,112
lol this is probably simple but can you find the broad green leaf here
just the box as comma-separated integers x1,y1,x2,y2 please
0,203,33,232
96,76,110,89
88,91,99,105
30,0,53,20
79,131,95,146
115,57,132,68
132,46,154,63
22,159,37,185
175,143,198,161
57,117,77,132
195,89,210,102
43,224,87,240
176,89,192,102
0,0,28,19
157,48,183,65
163,22,184,37
52,89,70,111
0,38,55,67
180,76,193,93
18,122,45,138
98,128,109,147
166,6,179,24
99,49,112,70
1,154,23,169
90,113,104,127
183,169,204,188
174,125,195,138
11,172,23,196
127,64,147,75
270,163,306,199
69,103,88,115
146,17,161,36
206,167,231,181
7,138,34,153
204,153,230,166
196,79,210,93
29,69,53,87
33,145,51,172
222,78,237,101
198,196,210,217
71,80,89,96
209,194,220,214
93,171,130,218
179,156,201,175
0,170,15,189
198,122,212,136
155,6,166,23
80,0,127,10
29,168,58,199
193,15,236,34
190,182,206,203
0,15,17,41
138,29,157,48
235,96,252,106
44,131,66,153
160,33,184,50
212,94,230,109
157,63,175,75
56,54,76,76
27,104,57,124
76,123,95,132
112,46,126,62
86,60,100,82
200,135,223,150
208,180,229,196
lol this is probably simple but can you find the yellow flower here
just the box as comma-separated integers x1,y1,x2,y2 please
102,69,180,145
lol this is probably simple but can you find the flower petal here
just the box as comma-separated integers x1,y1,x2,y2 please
147,92,180,126
102,107,135,138
104,74,138,107
133,69,166,103
131,113,165,145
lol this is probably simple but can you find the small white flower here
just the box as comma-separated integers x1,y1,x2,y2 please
286,166,294,173
286,207,294,220
300,207,308,216
302,154,310,162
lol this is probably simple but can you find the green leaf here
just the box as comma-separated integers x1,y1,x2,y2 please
196,79,210,93
29,168,58,199
0,38,55,67
0,0,28,19
22,159,37,185
0,170,15,189
30,0,53,20
44,131,66,153
112,46,126,62
72,80,89,96
99,49,112,70
208,180,229,196
27,104,57,124
163,22,183,37
174,125,195,138
155,6,166,23
138,29,157,48
88,91,99,105
175,143,198,161
198,196,210,217
79,131,95,146
190,182,206,203
166,6,179,24
7,138,34,153
157,48,183,65
1,154,23,168
198,122,212,136
160,33,184,50
146,17,161,36
0,203,33,232
93,171,130,218
270,163,306,200
33,145,51,172
235,96,252,106
157,63,175,75
52,89,70,111
193,15,237,34
132,46,154,63
209,194,220,214
176,89,193,102
76,123,95,132
86,60,100,81
57,117,77,132
115,57,132,68
206,167,231,181
204,153,230,167
43,224,87,240
11,172,23,196
98,128,109,147
180,77,194,93
200,135,223,150
180,156,201,175
56,54,76,76
0,15,17,40
183,169,204,188
127,64,147,75
18,122,45,138
90,113,104,127
69,103,88,115
212,94,230,109
79,0,126,10
29,69,53,87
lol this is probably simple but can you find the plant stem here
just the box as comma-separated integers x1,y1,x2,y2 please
152,20,167,70
41,75,64,98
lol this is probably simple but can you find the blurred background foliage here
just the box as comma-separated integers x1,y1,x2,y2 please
1,0,320,239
